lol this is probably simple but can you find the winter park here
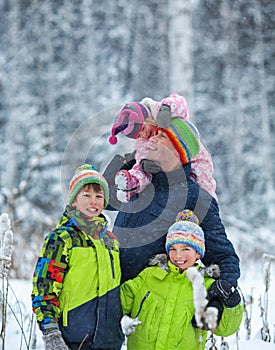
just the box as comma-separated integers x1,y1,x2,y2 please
1,1,274,350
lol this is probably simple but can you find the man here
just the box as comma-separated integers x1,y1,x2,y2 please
104,118,240,294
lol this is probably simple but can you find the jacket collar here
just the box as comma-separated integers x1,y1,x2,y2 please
151,259,201,280
58,205,108,240
152,163,191,190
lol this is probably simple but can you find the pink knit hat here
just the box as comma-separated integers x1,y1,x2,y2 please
109,102,150,145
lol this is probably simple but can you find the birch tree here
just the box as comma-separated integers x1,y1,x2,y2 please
3,0,21,222
168,0,194,114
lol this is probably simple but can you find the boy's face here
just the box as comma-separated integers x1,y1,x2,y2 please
169,243,201,270
72,185,105,218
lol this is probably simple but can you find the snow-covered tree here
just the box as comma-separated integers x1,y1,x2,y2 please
0,0,274,277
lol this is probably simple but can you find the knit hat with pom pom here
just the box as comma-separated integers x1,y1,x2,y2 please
109,102,151,144
165,209,205,257
69,164,109,207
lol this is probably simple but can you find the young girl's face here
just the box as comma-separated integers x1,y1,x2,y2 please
72,184,105,218
138,123,156,140
169,243,201,270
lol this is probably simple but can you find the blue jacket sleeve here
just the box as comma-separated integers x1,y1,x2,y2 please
189,186,240,287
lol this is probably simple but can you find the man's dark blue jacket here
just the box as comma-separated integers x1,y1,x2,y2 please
106,160,240,287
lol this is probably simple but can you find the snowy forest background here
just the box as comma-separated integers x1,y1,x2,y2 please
0,0,274,280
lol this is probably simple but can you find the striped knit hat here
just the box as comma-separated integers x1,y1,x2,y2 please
109,102,151,144
157,118,200,164
68,164,109,207
165,210,205,258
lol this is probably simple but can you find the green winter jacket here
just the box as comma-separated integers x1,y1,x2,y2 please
32,206,122,348
121,261,243,350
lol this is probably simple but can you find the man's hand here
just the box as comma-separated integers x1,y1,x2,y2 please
140,159,161,174
207,280,241,308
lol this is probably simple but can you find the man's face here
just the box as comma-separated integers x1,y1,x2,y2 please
145,129,179,166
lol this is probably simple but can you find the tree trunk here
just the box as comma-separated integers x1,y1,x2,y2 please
168,0,194,114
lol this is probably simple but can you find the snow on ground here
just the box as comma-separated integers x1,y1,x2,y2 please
219,262,275,350
5,262,275,350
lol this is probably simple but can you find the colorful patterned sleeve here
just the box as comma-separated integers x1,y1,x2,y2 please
31,230,69,333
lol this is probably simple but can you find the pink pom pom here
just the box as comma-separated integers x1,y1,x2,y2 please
109,135,118,145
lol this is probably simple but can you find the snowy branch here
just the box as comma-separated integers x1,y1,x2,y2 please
187,267,208,328
0,213,14,277
187,267,218,330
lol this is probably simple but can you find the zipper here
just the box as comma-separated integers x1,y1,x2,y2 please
61,294,69,327
134,291,150,318
108,249,115,279
92,305,100,343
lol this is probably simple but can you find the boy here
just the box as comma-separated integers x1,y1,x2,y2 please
120,210,243,350
32,164,121,350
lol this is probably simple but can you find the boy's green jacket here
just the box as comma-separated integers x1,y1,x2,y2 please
121,260,243,350
32,206,122,348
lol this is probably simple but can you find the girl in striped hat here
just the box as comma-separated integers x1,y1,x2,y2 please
109,99,200,203
109,102,158,203
109,93,217,203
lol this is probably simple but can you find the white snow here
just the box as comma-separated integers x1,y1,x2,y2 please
5,260,275,350
187,266,218,330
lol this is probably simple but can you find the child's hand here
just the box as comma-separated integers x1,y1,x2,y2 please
203,306,219,330
192,306,219,330
156,104,171,129
192,296,224,330
120,315,142,336
42,329,70,350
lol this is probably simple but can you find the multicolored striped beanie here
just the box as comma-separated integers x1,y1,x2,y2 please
68,164,109,207
157,117,200,164
165,209,205,258
109,102,151,144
